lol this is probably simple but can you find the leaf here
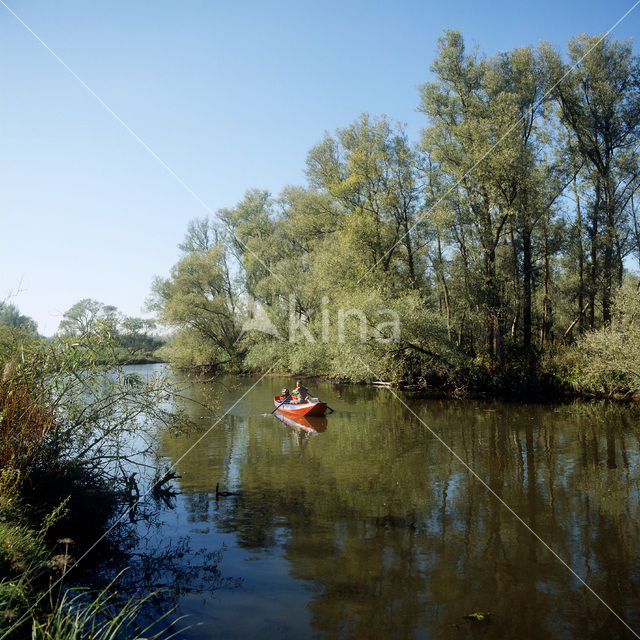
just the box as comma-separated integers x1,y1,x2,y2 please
463,612,492,623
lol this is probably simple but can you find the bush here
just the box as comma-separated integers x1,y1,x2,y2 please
0,328,202,639
557,278,640,396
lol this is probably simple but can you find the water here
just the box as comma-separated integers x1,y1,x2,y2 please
98,366,640,639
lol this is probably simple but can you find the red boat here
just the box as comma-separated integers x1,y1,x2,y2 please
273,395,328,416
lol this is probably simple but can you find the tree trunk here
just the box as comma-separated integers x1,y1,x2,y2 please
522,226,533,350
602,178,615,325
435,234,452,341
540,230,552,346
573,176,585,335
587,183,600,330
484,246,498,360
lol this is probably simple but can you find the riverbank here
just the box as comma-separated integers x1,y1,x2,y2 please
0,465,123,638
0,334,194,639
174,357,640,404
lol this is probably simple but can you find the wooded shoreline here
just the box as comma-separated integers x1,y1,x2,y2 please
145,31,640,402
175,366,640,403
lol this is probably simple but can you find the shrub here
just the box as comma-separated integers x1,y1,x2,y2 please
559,278,640,396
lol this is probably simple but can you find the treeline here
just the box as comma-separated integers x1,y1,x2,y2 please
151,31,640,396
1,298,164,364
56,299,164,364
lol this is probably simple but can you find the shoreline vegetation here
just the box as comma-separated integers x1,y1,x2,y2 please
2,26,640,638
0,318,199,639
175,367,640,403
146,32,640,404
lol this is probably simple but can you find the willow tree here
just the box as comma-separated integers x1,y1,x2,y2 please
419,31,516,361
485,46,568,350
149,233,239,370
57,299,119,338
242,186,343,345
306,113,427,289
544,34,640,324
420,31,585,358
218,189,278,304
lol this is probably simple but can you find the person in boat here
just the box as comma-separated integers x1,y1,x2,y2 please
291,380,310,404
281,387,292,402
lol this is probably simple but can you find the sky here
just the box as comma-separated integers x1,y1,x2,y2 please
1,0,639,336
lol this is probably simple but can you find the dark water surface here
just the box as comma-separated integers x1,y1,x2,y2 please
106,365,640,639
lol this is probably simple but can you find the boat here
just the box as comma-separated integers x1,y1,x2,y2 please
274,412,328,434
273,395,328,416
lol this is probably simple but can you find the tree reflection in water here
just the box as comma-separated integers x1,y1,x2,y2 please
80,374,640,639
74,488,242,633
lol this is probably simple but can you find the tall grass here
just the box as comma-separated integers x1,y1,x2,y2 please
30,574,182,640
0,372,56,477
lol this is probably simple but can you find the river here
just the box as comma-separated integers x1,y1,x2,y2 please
90,364,640,639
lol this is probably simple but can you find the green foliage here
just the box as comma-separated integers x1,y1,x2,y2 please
242,288,454,383
149,242,239,369
150,31,640,395
57,299,163,364
0,315,202,639
0,304,41,369
0,468,61,639
543,35,640,324
29,577,175,640
0,516,47,581
307,113,426,287
0,304,38,336
560,278,640,395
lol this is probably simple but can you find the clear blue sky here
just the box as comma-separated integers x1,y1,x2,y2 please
1,0,638,335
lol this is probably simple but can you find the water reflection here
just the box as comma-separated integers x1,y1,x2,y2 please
274,412,328,436
96,371,640,639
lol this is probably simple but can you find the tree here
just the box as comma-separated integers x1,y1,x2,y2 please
486,46,567,350
57,300,162,361
419,30,515,361
543,34,640,324
119,316,162,356
219,189,277,302
0,302,38,334
57,299,118,337
419,32,576,358
149,241,240,369
0,302,39,362
178,217,219,255
306,113,427,288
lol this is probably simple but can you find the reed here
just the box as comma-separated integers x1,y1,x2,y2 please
0,374,56,477
30,575,180,640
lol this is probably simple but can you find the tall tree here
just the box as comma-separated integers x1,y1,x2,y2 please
544,35,640,323
0,302,38,334
306,113,426,288
58,299,119,337
149,241,240,369
219,189,277,302
486,46,566,350
419,30,514,361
